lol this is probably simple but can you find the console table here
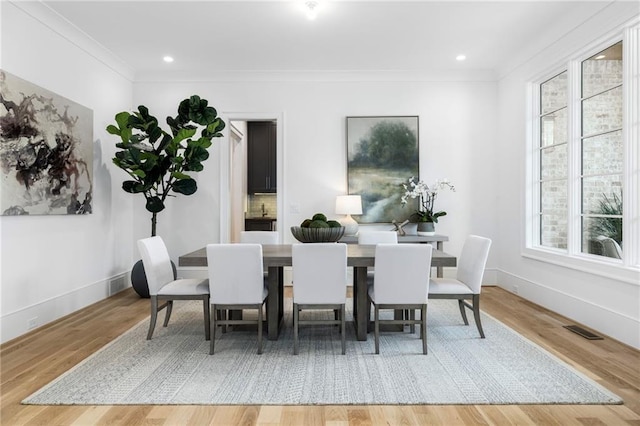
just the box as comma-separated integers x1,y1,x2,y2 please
339,234,449,277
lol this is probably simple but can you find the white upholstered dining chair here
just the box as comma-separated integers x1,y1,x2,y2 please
368,244,433,355
239,231,280,245
240,231,280,277
429,235,492,338
368,243,433,354
358,230,398,283
292,243,348,355
206,243,268,354
357,231,398,245
137,236,210,341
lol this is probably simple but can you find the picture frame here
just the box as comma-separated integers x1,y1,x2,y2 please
0,70,93,215
346,116,419,223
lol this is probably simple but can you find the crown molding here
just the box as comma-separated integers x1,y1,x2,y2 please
8,1,135,81
134,68,498,83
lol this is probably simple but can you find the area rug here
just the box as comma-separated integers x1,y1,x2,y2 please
23,299,622,405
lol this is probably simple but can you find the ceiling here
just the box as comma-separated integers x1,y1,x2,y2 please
41,1,614,79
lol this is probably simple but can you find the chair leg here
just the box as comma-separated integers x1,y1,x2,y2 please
404,309,410,331
163,300,173,327
147,296,159,340
410,309,416,334
374,305,380,354
210,305,216,355
472,294,485,338
341,304,346,355
293,303,299,355
257,303,264,354
421,304,428,355
366,297,372,333
221,310,228,333
458,299,469,325
203,297,210,341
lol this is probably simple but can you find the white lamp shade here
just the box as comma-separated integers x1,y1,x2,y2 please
335,195,362,215
336,195,362,236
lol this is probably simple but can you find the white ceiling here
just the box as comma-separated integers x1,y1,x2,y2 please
41,0,615,79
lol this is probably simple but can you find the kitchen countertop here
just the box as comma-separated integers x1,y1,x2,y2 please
245,217,277,220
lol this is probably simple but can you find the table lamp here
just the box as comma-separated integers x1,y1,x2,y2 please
335,195,362,236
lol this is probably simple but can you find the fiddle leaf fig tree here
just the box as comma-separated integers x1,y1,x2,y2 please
107,95,225,236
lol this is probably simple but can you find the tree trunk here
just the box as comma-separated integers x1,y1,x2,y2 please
151,213,157,237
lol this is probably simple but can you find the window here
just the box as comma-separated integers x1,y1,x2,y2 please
529,25,639,276
580,43,624,258
538,71,568,250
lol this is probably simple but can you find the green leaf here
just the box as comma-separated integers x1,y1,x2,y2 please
201,106,217,124
146,196,165,213
174,128,197,144
131,169,146,178
191,145,210,161
120,128,132,143
148,125,163,144
171,171,191,180
138,105,150,119
128,114,144,129
172,178,197,195
191,137,212,149
206,118,225,134
122,180,143,193
115,112,130,129
106,125,120,135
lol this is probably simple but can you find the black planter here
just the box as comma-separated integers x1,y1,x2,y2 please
130,259,177,298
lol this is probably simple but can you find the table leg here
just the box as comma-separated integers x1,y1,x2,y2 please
436,241,444,278
267,266,283,340
353,266,368,341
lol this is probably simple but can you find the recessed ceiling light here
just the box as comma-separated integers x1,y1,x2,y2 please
303,0,321,20
595,54,606,60
163,56,174,63
456,55,466,61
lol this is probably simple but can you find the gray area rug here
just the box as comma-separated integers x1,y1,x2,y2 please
23,299,622,405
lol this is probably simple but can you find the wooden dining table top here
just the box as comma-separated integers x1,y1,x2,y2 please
178,244,457,268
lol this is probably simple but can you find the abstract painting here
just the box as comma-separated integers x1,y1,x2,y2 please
346,116,419,223
0,70,93,215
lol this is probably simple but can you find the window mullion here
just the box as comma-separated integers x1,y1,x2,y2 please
623,24,639,267
567,59,582,256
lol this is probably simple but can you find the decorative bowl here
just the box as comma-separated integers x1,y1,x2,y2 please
290,226,345,243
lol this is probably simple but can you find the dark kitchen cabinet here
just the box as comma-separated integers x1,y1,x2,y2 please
245,218,277,231
247,121,276,194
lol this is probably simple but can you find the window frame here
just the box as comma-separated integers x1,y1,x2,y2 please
524,23,640,285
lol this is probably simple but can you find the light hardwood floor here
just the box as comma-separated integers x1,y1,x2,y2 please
1,286,639,425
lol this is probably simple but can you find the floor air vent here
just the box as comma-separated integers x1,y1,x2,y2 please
109,276,127,296
563,325,603,340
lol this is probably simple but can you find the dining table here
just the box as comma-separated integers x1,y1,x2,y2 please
179,244,457,341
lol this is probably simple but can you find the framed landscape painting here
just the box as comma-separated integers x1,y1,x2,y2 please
346,116,419,223
0,70,93,215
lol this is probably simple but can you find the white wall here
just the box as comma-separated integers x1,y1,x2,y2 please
496,3,639,348
0,2,135,343
229,121,248,243
132,78,499,278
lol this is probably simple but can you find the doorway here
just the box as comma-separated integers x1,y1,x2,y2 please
219,112,283,243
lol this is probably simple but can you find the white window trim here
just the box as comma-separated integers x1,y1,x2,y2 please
524,21,640,286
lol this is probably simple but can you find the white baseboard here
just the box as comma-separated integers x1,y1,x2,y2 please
496,269,640,349
1,272,130,344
